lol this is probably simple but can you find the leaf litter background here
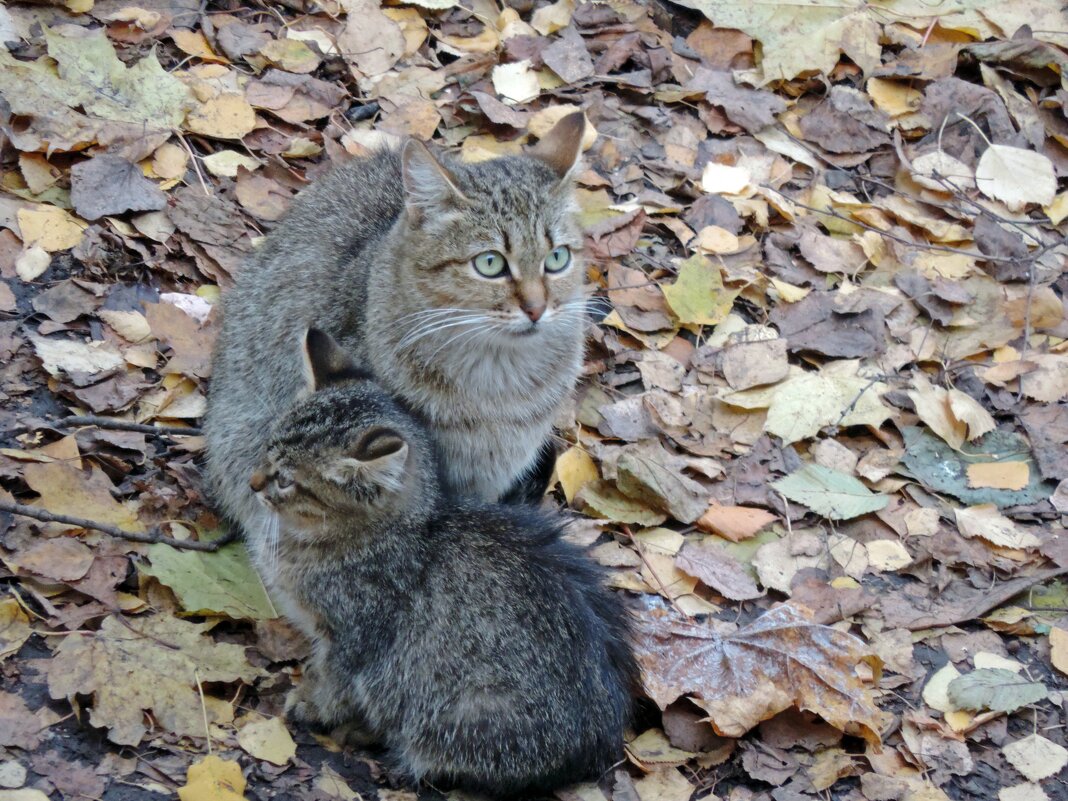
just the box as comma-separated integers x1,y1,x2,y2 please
0,0,1067,799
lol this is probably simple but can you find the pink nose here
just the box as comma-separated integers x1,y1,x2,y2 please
522,303,546,323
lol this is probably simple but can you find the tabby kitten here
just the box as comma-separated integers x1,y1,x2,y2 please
206,114,588,571
254,329,637,797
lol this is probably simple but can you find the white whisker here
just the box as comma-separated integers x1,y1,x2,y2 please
399,316,489,349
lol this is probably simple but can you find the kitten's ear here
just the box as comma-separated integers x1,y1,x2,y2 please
302,328,357,392
401,139,469,222
527,111,586,180
327,429,409,491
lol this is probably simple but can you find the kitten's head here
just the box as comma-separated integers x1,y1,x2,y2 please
392,111,587,345
251,329,435,536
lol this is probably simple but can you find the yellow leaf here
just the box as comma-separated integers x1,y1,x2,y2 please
17,206,88,252
23,461,144,533
237,715,296,766
178,755,249,801
1050,625,1068,677
151,142,189,180
0,597,32,661
202,151,261,178
769,277,810,303
172,30,227,63
866,77,921,117
555,446,599,504
186,94,257,139
530,0,575,35
966,461,1030,491
662,254,737,326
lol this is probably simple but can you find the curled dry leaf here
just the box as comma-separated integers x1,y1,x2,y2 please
636,604,885,743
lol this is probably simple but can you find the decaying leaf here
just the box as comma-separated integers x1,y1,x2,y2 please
48,614,263,745
636,604,885,742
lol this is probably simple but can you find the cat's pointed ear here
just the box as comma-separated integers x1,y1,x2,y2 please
401,139,469,222
301,327,358,392
327,429,409,491
527,111,586,180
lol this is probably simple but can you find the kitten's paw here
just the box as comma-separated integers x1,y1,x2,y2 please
284,683,322,727
331,722,378,749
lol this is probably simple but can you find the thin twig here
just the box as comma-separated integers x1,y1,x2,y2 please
57,416,202,437
0,501,236,552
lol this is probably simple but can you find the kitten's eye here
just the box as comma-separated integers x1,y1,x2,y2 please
472,251,508,278
275,472,294,489
544,246,571,273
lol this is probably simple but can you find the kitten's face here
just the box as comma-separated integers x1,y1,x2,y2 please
251,386,414,535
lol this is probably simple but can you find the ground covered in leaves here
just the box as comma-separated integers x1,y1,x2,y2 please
1,0,1067,800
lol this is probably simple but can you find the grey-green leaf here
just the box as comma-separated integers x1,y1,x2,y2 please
770,463,888,521
142,532,277,620
947,668,1048,713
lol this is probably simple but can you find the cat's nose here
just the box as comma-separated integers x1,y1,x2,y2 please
249,471,267,492
521,302,546,323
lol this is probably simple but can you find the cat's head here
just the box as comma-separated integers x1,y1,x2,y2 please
251,329,436,535
391,111,587,345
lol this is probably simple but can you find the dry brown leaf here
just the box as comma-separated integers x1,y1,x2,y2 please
48,614,263,745
675,541,762,600
696,504,776,542
636,604,884,743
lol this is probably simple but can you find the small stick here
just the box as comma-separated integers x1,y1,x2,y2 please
0,501,236,552
56,416,202,437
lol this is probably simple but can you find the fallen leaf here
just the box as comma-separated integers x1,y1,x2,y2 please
70,155,167,221
29,333,124,378
675,541,762,600
662,254,737,326
576,481,667,526
178,755,249,801
17,206,87,253
975,144,1056,211
701,162,750,195
48,614,263,745
636,604,884,743
24,459,143,533
954,505,1041,550
947,668,1047,713
555,446,599,504
236,715,296,766
9,537,94,582
186,94,257,139
492,60,540,105
771,464,888,521
1051,625,1068,677
0,598,31,661
1002,734,1067,783
142,537,276,620
966,461,1030,491
999,784,1050,801
696,504,776,542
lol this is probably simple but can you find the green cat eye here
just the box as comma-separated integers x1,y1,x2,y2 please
472,250,508,278
544,246,571,273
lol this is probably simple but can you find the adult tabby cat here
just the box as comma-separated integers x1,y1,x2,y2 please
206,113,588,566
252,329,636,796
